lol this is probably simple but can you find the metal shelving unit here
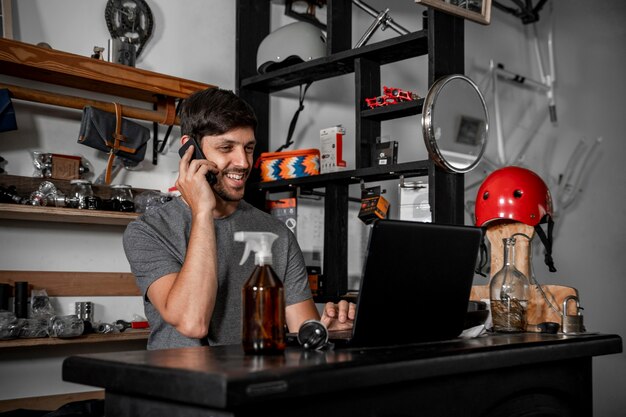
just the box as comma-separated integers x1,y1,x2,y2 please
236,1,465,299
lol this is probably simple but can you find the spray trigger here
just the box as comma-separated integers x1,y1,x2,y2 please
239,241,252,265
234,231,279,266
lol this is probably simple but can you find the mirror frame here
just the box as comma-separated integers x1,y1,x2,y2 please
416,0,492,25
422,74,489,174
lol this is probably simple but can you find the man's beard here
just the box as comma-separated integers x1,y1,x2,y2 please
212,170,248,202
213,185,243,202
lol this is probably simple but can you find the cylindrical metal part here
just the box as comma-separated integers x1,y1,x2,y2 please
0,283,11,310
14,281,29,318
75,301,94,323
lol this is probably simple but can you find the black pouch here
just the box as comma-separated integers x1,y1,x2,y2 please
78,105,150,164
0,88,18,132
78,104,150,184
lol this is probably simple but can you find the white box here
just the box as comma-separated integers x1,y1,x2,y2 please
320,125,347,174
398,180,431,222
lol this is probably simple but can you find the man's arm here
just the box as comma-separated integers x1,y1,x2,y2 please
286,299,320,332
146,213,218,338
146,145,220,339
286,299,356,332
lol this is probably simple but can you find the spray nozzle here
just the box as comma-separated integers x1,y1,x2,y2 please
234,231,278,266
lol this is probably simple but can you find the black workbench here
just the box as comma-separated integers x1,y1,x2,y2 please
63,333,622,417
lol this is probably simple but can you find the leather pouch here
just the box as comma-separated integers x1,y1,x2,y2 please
0,89,18,132
78,104,150,183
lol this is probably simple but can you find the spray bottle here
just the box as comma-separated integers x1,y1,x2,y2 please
234,231,286,354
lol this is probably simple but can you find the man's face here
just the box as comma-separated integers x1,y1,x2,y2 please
200,126,256,202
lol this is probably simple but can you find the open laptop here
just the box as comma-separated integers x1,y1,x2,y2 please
299,219,483,348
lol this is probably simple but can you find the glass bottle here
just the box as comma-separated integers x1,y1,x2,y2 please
490,237,530,333
242,263,286,354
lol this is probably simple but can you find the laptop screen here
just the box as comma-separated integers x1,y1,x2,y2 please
349,219,483,347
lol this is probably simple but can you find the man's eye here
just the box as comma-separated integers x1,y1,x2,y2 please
219,146,232,152
245,146,255,154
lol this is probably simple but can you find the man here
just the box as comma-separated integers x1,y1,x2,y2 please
124,88,354,349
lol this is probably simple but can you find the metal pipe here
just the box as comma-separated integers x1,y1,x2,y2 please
352,0,410,36
1,82,179,125
493,66,549,91
355,9,390,48
491,60,506,166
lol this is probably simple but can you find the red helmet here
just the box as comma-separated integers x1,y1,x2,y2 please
475,166,553,227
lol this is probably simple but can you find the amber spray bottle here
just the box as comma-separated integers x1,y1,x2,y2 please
234,232,286,354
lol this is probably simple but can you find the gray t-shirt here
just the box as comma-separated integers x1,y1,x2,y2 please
123,197,311,350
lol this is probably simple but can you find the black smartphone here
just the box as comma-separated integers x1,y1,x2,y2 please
178,137,217,185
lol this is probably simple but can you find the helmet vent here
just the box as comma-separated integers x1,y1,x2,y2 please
513,189,523,198
482,191,489,200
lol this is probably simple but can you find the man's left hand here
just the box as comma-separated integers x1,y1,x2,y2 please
321,300,356,331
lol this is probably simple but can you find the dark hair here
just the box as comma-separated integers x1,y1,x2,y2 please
180,88,257,140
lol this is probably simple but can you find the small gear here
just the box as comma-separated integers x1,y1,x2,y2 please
105,0,154,58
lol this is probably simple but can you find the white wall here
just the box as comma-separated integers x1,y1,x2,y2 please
0,0,624,414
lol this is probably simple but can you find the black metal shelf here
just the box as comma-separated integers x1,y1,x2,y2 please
241,30,429,93
236,2,465,298
254,160,431,193
361,98,425,121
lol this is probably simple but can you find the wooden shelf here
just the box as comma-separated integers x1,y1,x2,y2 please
0,329,149,349
0,271,140,297
0,38,212,103
240,30,428,93
0,203,138,225
0,175,158,225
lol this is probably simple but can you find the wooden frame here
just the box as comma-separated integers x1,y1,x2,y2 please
0,0,13,38
416,0,492,25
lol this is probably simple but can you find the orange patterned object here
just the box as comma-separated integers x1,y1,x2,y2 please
255,149,320,182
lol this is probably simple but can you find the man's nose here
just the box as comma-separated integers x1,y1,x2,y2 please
232,146,251,168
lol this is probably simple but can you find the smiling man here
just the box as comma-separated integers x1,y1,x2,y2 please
123,88,354,350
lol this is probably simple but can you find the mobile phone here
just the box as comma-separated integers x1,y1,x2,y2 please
178,137,217,185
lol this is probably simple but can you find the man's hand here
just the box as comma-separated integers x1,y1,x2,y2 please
176,142,218,215
321,300,356,331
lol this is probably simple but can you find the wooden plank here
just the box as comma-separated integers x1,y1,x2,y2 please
0,329,149,349
0,204,138,225
0,175,161,225
0,271,140,296
0,38,213,103
471,284,579,330
0,390,104,412
0,174,157,200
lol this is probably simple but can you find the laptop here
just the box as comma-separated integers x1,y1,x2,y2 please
295,219,483,348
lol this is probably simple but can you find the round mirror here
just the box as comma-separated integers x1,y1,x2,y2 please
422,74,489,173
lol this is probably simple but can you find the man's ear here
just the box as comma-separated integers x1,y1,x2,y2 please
180,135,190,146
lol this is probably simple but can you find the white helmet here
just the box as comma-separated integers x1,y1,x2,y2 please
257,21,327,74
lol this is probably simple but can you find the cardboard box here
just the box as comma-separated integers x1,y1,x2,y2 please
358,186,389,225
267,198,297,236
399,180,431,222
50,154,81,180
373,140,398,166
320,125,347,174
